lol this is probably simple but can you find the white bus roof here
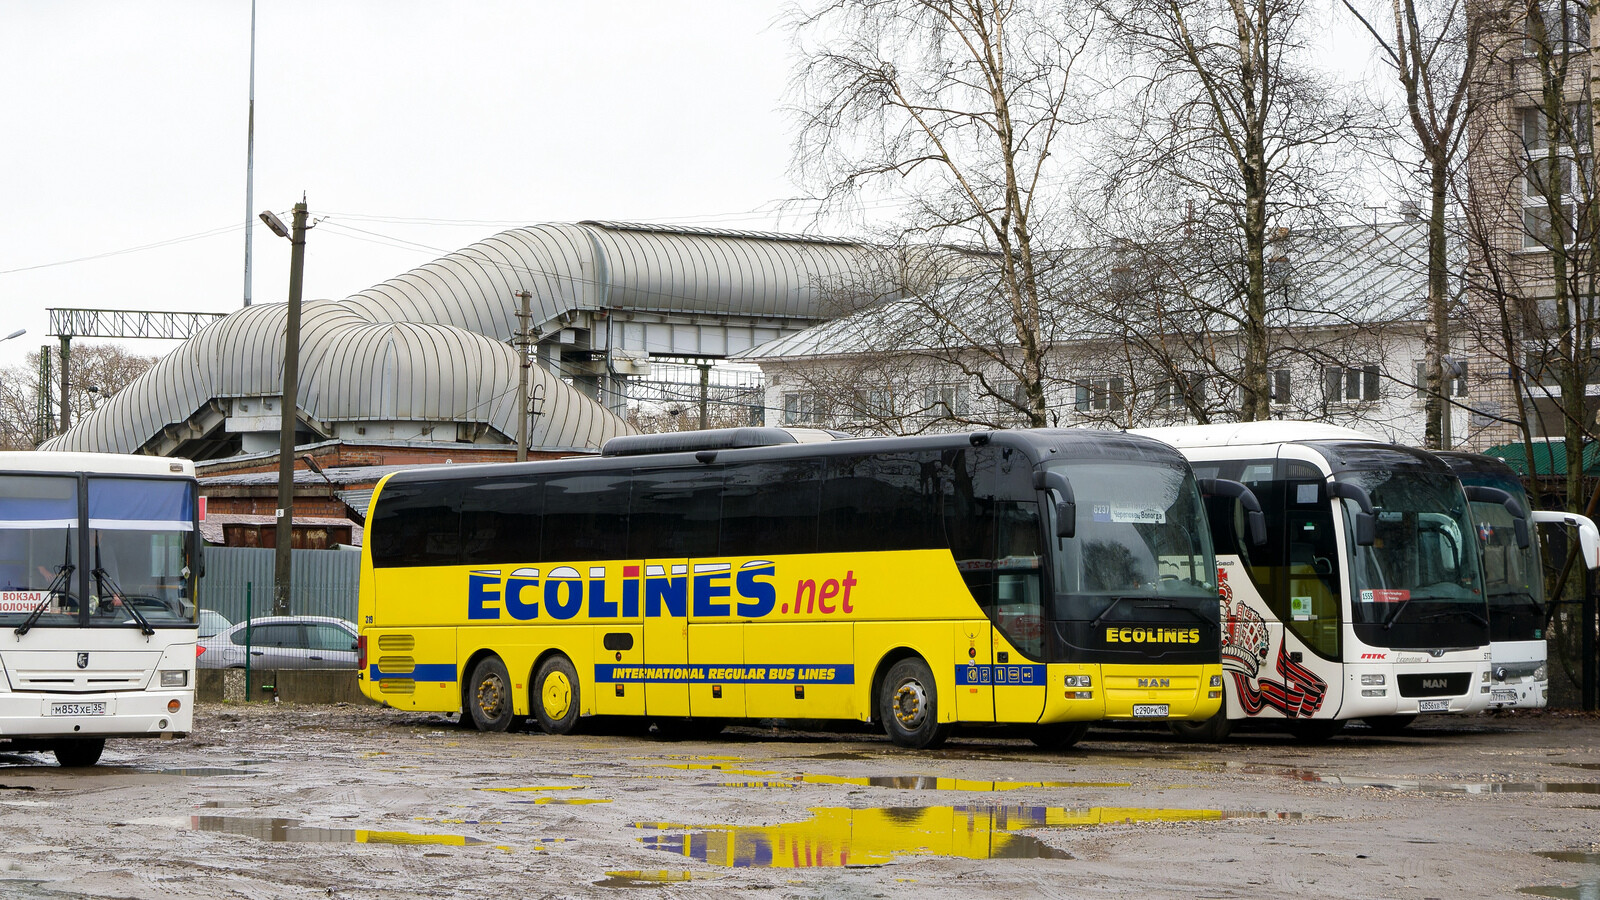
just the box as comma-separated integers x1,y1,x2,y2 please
0,451,194,477
1130,421,1383,450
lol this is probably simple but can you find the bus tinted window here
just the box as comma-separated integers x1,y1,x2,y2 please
461,478,542,566
942,448,997,609
370,480,462,568
630,468,723,558
720,460,821,556
543,473,629,563
820,453,947,553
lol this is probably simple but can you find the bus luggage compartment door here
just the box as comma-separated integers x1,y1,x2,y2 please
593,625,645,717
642,561,690,718
954,623,995,722
689,623,746,719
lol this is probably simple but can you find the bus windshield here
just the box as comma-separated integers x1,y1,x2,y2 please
1046,459,1216,610
0,475,80,628
1342,471,1487,639
86,478,195,626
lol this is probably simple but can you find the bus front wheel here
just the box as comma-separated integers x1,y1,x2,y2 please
54,738,105,767
467,656,515,732
533,656,582,735
880,658,951,750
1028,722,1090,750
1170,696,1233,743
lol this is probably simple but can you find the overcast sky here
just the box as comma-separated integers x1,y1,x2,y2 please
0,1,1383,378
0,1,814,372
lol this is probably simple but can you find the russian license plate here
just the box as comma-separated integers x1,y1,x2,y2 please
1492,690,1518,703
1418,699,1449,713
1132,704,1170,718
49,702,105,717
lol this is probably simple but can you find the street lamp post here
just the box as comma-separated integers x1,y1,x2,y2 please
260,201,308,616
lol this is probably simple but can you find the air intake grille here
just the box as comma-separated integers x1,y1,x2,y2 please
1397,672,1470,697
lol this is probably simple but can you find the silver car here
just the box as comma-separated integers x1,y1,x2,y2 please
197,616,360,669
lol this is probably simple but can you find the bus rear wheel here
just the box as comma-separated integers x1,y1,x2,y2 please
1028,722,1090,750
467,656,515,732
533,656,581,735
54,738,105,767
880,658,951,750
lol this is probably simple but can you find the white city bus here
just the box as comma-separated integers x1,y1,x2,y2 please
1437,451,1600,711
1,452,199,766
1132,423,1496,740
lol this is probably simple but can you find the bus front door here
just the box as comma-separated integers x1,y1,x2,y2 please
642,560,690,718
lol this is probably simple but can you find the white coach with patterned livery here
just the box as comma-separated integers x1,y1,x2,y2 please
0,452,199,766
1134,423,1497,741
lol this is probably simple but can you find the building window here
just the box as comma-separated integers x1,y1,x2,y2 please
1324,365,1381,403
1414,361,1467,398
1270,368,1292,404
995,380,1030,424
1157,372,1206,410
864,389,894,419
1075,376,1125,412
1522,104,1592,249
921,384,969,419
783,392,820,425
1523,1,1590,55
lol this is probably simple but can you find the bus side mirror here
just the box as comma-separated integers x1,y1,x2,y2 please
1463,485,1530,550
1033,469,1076,539
1198,478,1268,547
1532,510,1600,570
1326,480,1377,546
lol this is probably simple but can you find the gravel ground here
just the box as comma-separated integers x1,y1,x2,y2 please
0,704,1596,899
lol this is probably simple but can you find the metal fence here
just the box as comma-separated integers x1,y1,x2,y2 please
198,547,360,625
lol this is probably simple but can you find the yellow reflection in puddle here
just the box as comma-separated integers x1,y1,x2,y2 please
789,775,1129,791
530,797,612,805
600,870,693,884
638,805,1241,868
480,786,581,793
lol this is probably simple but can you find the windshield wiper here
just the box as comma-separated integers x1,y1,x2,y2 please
15,532,75,636
1382,592,1417,630
92,534,154,636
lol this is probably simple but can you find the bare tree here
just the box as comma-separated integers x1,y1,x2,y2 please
1092,0,1371,420
787,0,1092,427
0,344,157,449
1342,0,1487,449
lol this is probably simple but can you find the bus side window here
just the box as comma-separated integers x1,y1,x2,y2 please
543,473,630,564
629,468,724,559
820,452,945,553
1282,461,1340,660
942,448,996,610
370,480,463,568
461,478,543,566
1236,460,1284,616
719,460,821,558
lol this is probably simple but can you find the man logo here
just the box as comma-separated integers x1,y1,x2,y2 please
76,652,89,669
1137,677,1171,688
1422,678,1447,690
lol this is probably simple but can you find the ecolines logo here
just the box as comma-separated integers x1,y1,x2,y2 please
466,561,859,621
1106,627,1201,644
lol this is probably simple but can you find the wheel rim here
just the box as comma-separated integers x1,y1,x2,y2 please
542,670,573,720
476,672,506,719
892,679,929,729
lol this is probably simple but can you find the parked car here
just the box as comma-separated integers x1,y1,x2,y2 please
197,616,360,669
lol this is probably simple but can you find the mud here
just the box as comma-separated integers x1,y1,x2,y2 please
0,705,1594,898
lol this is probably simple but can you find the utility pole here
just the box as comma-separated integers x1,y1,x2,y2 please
57,336,70,434
514,290,532,461
242,0,257,307
266,200,309,616
698,362,710,430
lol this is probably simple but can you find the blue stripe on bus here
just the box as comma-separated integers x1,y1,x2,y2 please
955,664,1046,686
369,664,458,682
594,664,855,685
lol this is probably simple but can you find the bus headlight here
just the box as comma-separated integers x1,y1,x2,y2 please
1210,675,1222,688
1534,665,1548,682
1064,675,1093,688
160,670,188,688
1360,674,1385,686
1361,689,1386,697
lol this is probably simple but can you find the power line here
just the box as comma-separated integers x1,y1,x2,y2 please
0,223,244,277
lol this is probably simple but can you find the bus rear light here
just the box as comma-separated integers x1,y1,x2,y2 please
358,635,367,669
167,699,181,713
160,670,187,687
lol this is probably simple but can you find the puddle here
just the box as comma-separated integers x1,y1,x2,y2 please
156,768,260,777
656,765,1127,792
1538,852,1600,865
595,871,694,887
199,800,256,809
480,786,581,793
637,804,1291,868
0,881,84,899
797,752,877,761
186,815,491,847
1317,776,1600,794
512,798,613,805
1558,764,1600,772
1519,884,1600,899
